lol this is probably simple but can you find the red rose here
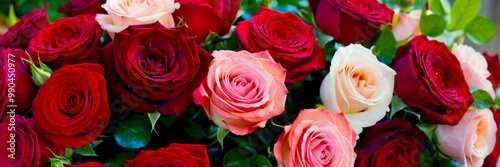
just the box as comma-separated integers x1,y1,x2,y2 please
59,0,107,17
0,115,40,166
32,63,110,149
235,7,326,84
101,22,213,116
28,119,66,167
391,35,474,125
354,118,426,167
0,4,49,50
125,143,210,167
308,0,394,45
173,0,241,44
0,49,37,117
484,108,500,167
28,15,103,70
65,162,107,167
484,51,500,90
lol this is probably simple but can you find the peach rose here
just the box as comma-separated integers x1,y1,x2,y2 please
319,44,396,134
435,109,497,167
193,50,287,135
392,10,422,41
95,0,179,38
452,44,496,99
273,109,356,167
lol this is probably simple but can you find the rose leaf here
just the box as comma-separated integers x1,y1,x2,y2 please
217,127,230,150
114,115,152,149
470,86,495,109
74,145,97,156
447,0,481,31
465,16,499,44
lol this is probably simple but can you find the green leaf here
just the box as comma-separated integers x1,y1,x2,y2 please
465,16,499,44
428,30,459,48
447,0,481,31
389,95,408,119
159,115,176,127
260,0,272,9
148,111,161,134
373,25,397,65
114,115,152,149
223,148,271,167
64,148,73,159
21,52,52,86
104,149,136,167
50,158,65,167
420,11,447,37
203,32,220,46
470,86,495,109
316,35,334,48
297,8,317,29
417,123,437,140
7,4,18,27
74,145,97,156
180,118,206,139
429,0,445,16
217,127,230,150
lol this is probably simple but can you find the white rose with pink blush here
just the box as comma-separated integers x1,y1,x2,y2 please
319,44,396,134
435,108,497,167
452,44,496,99
95,0,179,38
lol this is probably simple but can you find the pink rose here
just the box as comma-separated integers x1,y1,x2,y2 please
391,10,422,41
273,109,356,167
435,108,497,167
95,0,179,38
193,50,287,135
452,44,496,99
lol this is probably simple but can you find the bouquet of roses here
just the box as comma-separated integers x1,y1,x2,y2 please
0,0,499,166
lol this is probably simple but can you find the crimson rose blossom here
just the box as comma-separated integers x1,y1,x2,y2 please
101,22,213,116
274,109,356,167
125,143,210,167
0,4,49,50
354,118,426,167
59,0,107,17
391,35,474,125
32,63,110,149
235,7,326,84
0,49,37,117
173,0,241,44
484,51,500,90
66,162,107,167
193,50,287,135
28,15,103,70
308,0,394,45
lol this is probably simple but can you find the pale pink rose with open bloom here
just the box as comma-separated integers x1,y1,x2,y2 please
95,0,179,38
452,44,496,99
273,109,356,167
320,44,396,134
392,10,422,41
193,50,287,135
435,108,497,167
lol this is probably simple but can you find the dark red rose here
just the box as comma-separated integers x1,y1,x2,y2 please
59,0,107,17
65,162,107,167
484,109,500,167
235,7,326,84
0,115,40,166
308,0,393,45
173,0,241,44
125,143,210,167
355,118,426,167
28,15,103,70
101,22,213,116
484,51,500,90
0,49,37,117
28,119,66,167
0,4,49,50
391,35,474,125
32,63,110,149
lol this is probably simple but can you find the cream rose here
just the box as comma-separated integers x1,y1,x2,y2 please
319,44,396,134
95,0,179,38
452,44,496,99
435,108,497,167
392,10,422,41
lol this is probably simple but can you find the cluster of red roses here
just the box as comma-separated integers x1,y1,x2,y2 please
0,0,499,166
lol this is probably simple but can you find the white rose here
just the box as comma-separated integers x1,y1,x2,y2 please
320,44,396,134
95,0,180,38
452,44,495,99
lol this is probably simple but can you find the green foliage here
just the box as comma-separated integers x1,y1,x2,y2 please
223,148,272,167
469,86,495,109
114,115,152,149
465,16,499,44
148,111,161,134
217,127,230,150
373,25,397,65
104,149,136,167
180,117,207,139
74,145,98,156
447,0,481,31
420,9,447,37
